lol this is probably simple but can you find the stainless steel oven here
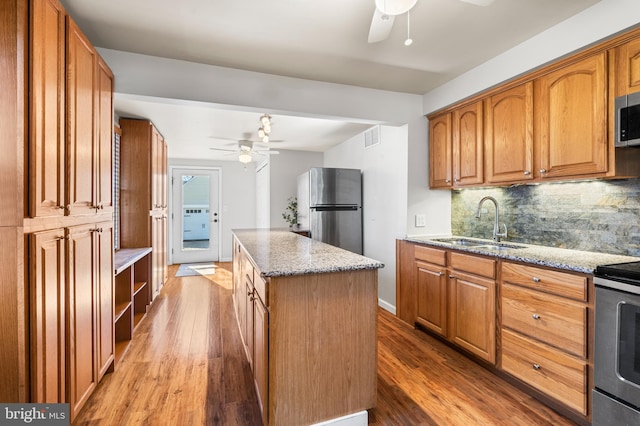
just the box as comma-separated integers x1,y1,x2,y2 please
594,262,640,425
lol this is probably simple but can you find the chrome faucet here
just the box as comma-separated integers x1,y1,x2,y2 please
475,196,507,242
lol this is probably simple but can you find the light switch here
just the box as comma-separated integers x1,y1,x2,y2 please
415,214,426,227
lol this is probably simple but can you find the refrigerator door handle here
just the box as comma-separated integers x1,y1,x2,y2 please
311,205,358,212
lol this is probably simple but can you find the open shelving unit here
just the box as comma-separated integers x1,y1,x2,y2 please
113,247,152,364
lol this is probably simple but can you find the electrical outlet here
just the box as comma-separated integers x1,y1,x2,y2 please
415,214,426,227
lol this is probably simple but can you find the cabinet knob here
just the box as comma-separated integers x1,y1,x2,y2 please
539,169,547,174
445,179,451,184
438,272,444,276
532,363,541,370
532,277,540,283
523,171,531,176
454,178,460,183
532,314,541,320
449,275,454,279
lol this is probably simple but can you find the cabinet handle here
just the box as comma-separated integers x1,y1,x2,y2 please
454,178,460,183
532,277,540,283
523,171,531,176
533,363,541,370
539,169,547,174
445,179,451,184
532,314,541,320
438,272,444,276
449,275,454,279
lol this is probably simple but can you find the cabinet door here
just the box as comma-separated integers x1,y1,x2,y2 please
449,271,496,363
245,279,255,370
29,229,66,403
96,222,114,379
485,82,534,183
151,127,162,210
429,113,453,188
452,101,483,186
95,58,113,213
614,36,640,97
535,53,608,179
29,0,66,218
415,261,447,337
254,296,268,424
67,224,98,419
66,18,97,215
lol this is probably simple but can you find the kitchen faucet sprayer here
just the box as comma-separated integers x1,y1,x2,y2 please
475,196,507,242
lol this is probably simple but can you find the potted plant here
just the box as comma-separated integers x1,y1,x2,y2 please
282,197,298,228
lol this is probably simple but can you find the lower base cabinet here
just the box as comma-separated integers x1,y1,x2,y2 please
397,240,592,422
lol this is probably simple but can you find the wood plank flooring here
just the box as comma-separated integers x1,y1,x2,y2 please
74,262,576,425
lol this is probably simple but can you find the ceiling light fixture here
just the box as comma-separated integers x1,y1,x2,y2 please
404,10,413,46
238,152,252,164
258,113,273,143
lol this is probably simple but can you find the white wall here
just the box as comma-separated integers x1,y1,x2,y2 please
255,160,270,228
268,150,323,228
168,158,256,262
324,125,408,313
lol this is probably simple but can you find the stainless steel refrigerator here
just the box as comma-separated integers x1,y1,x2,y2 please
297,167,362,254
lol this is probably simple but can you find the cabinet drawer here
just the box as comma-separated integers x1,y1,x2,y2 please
502,283,586,358
502,329,587,415
450,252,495,278
254,273,268,306
501,262,587,301
244,256,254,284
415,245,446,266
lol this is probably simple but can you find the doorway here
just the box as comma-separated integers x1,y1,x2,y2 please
171,167,221,264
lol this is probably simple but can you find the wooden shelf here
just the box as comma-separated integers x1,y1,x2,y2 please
133,281,147,296
114,301,132,323
113,247,152,365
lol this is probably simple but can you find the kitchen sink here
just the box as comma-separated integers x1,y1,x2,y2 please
432,237,525,250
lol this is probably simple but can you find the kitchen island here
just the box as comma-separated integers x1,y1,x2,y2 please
232,229,383,426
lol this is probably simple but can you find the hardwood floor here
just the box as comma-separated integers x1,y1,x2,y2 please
74,262,576,425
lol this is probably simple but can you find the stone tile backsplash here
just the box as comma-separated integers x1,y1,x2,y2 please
451,179,640,256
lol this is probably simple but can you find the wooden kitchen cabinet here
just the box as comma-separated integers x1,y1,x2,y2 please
535,53,608,179
399,242,496,364
500,261,589,416
414,245,448,337
448,252,496,363
452,101,484,186
429,112,453,188
96,57,114,214
120,118,168,299
28,0,66,218
613,35,640,97
29,229,66,403
485,82,534,184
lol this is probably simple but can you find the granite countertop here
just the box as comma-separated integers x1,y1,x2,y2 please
233,228,384,278
405,235,640,274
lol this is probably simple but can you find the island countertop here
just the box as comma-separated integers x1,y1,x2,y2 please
232,228,384,277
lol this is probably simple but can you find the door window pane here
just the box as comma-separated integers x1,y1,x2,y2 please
182,174,210,250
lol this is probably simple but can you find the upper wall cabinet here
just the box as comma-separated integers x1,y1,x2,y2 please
485,83,534,184
429,113,452,188
534,53,608,180
452,101,483,186
29,0,66,218
613,36,640,97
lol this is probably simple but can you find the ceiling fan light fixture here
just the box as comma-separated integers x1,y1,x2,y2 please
238,152,252,164
260,114,271,126
258,128,266,138
262,135,269,143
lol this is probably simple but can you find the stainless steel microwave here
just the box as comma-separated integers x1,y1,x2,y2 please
615,91,640,147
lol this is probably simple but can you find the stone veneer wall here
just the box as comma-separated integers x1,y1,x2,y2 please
451,178,640,257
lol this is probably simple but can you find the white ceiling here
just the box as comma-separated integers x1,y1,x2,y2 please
59,0,601,161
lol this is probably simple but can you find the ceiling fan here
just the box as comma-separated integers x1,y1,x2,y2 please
209,139,280,164
367,0,496,44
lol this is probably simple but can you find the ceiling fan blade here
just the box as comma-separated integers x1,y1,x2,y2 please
253,150,280,156
459,0,495,6
368,9,395,43
209,147,237,152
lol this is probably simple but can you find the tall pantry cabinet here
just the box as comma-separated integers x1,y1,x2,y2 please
0,0,115,421
119,118,168,299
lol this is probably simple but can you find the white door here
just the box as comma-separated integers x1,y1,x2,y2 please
171,167,220,264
